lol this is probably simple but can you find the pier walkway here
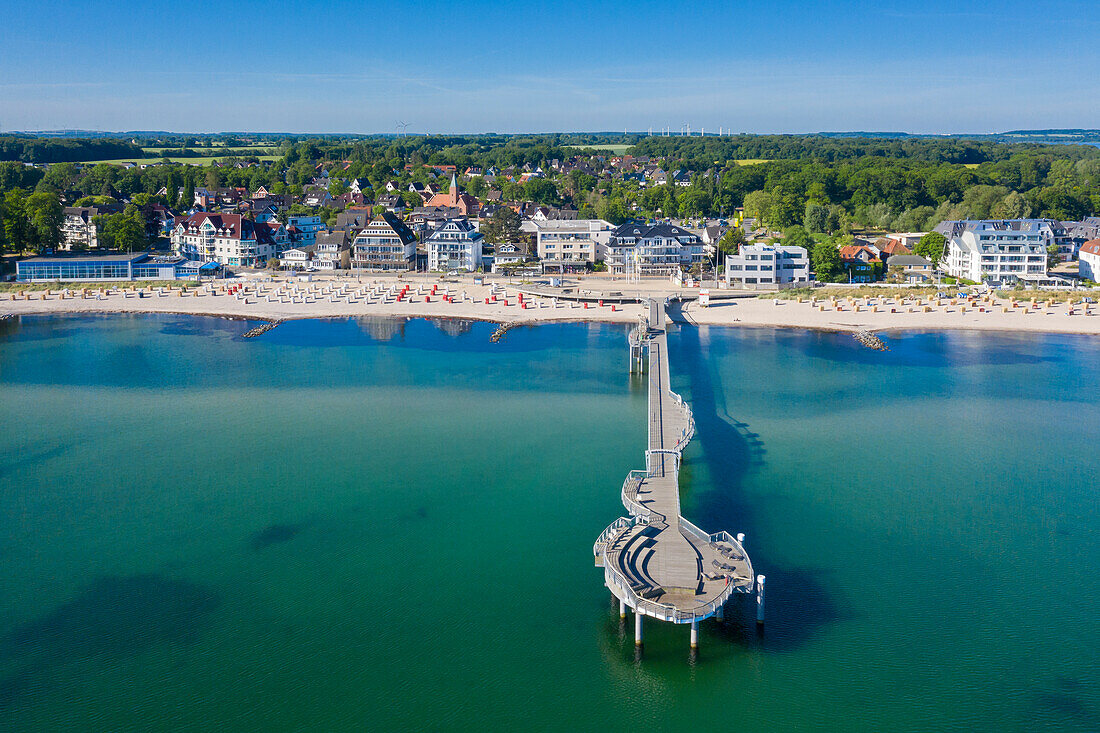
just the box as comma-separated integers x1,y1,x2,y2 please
594,301,755,641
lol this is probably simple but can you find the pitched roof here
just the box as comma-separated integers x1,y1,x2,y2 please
316,230,351,248
1081,239,1100,256
610,220,699,243
886,254,931,267
877,238,911,256
838,245,880,262
355,211,417,244
175,212,283,244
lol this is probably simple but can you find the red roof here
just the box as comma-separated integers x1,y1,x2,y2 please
1081,239,1100,256
879,239,910,256
838,245,880,262
176,212,284,244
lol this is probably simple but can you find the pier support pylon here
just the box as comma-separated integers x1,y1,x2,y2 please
716,604,724,623
690,619,699,649
619,599,627,619
756,575,766,626
634,612,643,646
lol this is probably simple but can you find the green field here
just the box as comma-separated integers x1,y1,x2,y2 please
141,144,277,154
79,155,282,167
563,144,632,154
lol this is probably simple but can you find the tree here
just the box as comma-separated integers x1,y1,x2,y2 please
328,180,349,196
24,192,63,252
782,225,814,251
996,191,1031,219
717,227,745,255
95,206,147,252
179,180,195,211
741,190,773,223
467,176,487,199
767,188,802,229
595,197,627,224
913,231,947,268
481,206,521,244
804,202,829,233
1047,243,1061,269
524,178,560,206
811,240,843,281
2,190,31,252
677,188,712,218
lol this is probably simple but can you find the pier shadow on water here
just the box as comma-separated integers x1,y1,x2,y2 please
0,573,220,710
670,324,849,653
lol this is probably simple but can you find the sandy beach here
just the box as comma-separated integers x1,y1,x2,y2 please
4,275,1100,336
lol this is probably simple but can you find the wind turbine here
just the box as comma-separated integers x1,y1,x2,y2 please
396,121,410,137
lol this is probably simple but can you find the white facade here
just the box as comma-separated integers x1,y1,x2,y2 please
60,207,115,250
490,243,533,273
938,220,1050,284
281,248,313,270
425,219,484,272
171,213,286,268
723,244,810,289
351,213,417,270
1079,241,1100,282
314,232,349,271
528,219,613,271
607,222,706,276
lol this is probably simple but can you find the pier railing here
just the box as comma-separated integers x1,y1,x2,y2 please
679,521,755,593
620,470,651,518
593,516,640,558
602,557,737,624
669,391,696,450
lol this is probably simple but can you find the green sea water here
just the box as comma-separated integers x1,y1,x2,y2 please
0,314,1097,731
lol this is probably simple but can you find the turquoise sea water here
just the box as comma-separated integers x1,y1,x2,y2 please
0,314,1098,731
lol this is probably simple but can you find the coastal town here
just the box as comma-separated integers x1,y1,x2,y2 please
6,0,1100,726
3,134,1100,335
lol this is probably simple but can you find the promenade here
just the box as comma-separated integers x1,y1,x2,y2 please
6,275,1100,335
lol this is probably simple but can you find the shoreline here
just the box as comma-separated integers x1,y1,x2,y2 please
5,277,1100,337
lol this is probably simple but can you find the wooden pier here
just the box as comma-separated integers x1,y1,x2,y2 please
594,300,760,651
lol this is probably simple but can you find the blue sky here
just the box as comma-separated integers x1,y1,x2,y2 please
1,0,1097,134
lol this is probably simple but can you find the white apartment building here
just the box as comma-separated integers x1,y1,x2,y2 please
723,244,810,289
606,221,706,276
526,219,613,272
1079,240,1100,282
60,205,120,250
425,218,484,271
171,212,287,268
351,211,418,270
935,220,1050,284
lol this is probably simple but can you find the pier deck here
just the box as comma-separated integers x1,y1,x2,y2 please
595,303,754,623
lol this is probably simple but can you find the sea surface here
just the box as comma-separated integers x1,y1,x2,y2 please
0,314,1098,732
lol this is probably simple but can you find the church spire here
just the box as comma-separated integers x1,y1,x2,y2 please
449,172,458,207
